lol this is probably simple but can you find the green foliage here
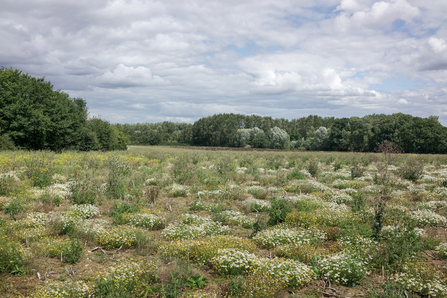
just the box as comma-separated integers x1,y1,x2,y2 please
106,156,131,200
267,197,293,226
0,128,15,151
372,222,423,272
68,178,102,205
186,274,208,290
24,156,55,188
0,233,24,274
62,238,83,264
366,281,418,298
306,159,319,177
350,164,364,180
398,158,424,182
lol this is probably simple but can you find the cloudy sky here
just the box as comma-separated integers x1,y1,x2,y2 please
1,0,447,125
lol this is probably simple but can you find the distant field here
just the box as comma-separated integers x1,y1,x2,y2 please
1,147,447,297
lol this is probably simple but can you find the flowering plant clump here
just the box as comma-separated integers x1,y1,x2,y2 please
410,209,446,227
332,179,367,190
0,233,28,274
211,249,258,275
189,235,256,264
338,235,378,261
361,185,382,194
392,262,447,297
67,204,100,219
241,197,271,212
418,200,447,210
162,214,230,240
14,226,49,243
246,185,267,199
381,225,425,238
285,207,355,228
96,225,143,249
322,192,353,204
30,280,93,298
121,213,165,230
32,236,70,258
435,243,447,259
218,210,255,228
252,257,316,288
170,183,189,197
94,260,157,296
158,235,256,263
0,196,13,211
319,253,369,286
253,226,326,248
274,243,331,264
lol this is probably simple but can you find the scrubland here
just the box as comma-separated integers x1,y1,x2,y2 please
1,146,447,298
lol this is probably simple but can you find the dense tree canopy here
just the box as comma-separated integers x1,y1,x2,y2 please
0,67,127,151
119,113,447,154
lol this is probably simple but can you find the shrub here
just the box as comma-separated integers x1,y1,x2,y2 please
62,238,83,264
238,272,285,298
24,156,55,188
398,158,424,182
267,197,292,226
274,243,330,264
68,178,102,205
392,262,447,297
211,249,258,275
31,281,93,298
0,173,19,196
306,159,319,177
121,213,165,230
0,233,26,274
94,260,158,297
253,226,326,249
252,257,316,288
96,225,142,249
435,243,447,259
241,197,271,213
158,235,256,264
319,253,368,286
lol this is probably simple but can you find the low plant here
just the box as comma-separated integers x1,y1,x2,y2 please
435,242,447,259
392,262,447,297
306,159,319,178
267,197,292,226
319,253,368,286
31,280,93,298
62,238,83,264
253,226,326,249
94,260,158,297
24,156,55,188
398,158,424,182
211,249,258,275
0,233,26,274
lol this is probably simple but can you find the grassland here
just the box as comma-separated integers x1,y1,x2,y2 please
0,146,447,298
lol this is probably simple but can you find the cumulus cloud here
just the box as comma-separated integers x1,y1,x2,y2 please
0,0,446,124
95,64,169,88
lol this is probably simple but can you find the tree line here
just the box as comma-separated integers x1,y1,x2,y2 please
2,67,446,154
120,113,447,154
0,67,127,151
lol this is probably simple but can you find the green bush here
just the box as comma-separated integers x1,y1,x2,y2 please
398,158,424,182
62,238,83,264
0,233,25,274
24,156,55,188
267,197,292,226
306,159,319,177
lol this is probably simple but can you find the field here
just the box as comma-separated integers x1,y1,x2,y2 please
1,146,447,298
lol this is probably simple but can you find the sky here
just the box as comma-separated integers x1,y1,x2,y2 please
1,0,447,125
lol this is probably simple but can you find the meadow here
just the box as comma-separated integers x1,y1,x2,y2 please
1,145,447,298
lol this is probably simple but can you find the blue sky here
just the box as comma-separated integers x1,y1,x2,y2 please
1,0,447,125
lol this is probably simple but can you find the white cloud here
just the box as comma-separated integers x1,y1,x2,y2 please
95,64,169,88
428,37,447,53
0,0,446,125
